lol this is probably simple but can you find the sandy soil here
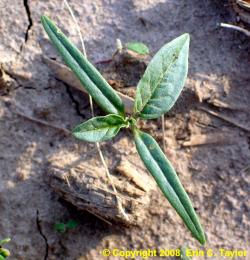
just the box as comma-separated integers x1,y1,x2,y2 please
0,0,250,259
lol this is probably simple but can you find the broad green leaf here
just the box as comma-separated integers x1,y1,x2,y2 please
0,248,10,258
134,34,189,119
133,129,206,245
41,16,125,116
72,114,127,142
126,42,150,55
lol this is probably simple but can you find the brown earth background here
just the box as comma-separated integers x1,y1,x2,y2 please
0,0,250,259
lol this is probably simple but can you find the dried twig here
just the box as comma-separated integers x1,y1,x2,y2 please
200,107,250,132
85,209,112,225
116,159,155,192
182,133,233,147
14,110,71,135
237,0,250,11
161,115,166,153
220,22,250,37
207,98,247,111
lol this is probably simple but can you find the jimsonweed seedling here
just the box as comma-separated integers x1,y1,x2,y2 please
41,16,206,244
54,220,78,233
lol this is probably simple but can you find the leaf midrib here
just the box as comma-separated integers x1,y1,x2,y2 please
44,18,120,115
75,123,125,133
140,133,201,238
139,45,184,113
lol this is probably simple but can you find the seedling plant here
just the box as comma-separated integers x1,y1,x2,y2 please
41,16,206,245
54,219,78,233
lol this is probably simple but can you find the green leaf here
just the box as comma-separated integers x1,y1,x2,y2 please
0,255,5,260
0,238,10,245
54,223,66,233
72,114,127,142
66,220,78,229
134,34,189,119
41,16,125,116
133,129,206,245
126,42,150,55
0,248,10,258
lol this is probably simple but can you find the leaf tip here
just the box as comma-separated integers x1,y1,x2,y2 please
41,15,55,31
196,230,206,245
71,124,81,139
180,33,190,45
71,127,79,138
40,15,49,25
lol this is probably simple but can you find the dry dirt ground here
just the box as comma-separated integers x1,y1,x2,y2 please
0,0,250,259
